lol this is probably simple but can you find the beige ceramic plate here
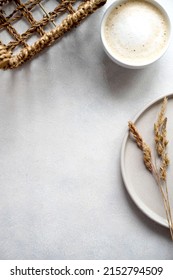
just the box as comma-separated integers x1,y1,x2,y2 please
121,93,173,228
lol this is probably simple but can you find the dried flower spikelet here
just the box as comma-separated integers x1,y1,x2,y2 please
128,121,143,150
162,117,168,138
154,98,169,181
160,153,170,181
154,98,168,157
128,121,153,173
165,153,169,165
157,97,167,125
142,143,153,172
154,124,162,156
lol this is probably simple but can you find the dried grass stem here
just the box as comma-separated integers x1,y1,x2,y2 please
128,97,173,239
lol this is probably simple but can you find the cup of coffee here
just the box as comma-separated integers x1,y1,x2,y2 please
101,0,171,68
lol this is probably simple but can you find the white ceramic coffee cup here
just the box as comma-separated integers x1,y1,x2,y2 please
101,0,171,69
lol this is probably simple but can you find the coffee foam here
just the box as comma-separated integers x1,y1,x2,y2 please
104,0,170,66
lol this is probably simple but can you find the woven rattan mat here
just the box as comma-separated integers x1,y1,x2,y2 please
0,0,106,69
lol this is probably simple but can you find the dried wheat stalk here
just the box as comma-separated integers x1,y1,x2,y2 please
128,97,173,240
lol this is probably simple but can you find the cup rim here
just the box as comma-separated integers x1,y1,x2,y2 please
101,0,172,69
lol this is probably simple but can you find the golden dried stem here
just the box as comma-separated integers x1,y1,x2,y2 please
128,97,173,240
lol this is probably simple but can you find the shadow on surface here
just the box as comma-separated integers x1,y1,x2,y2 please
101,51,159,99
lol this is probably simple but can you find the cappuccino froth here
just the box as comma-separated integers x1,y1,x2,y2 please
104,0,170,66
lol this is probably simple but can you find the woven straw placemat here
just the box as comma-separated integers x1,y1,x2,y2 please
0,0,106,69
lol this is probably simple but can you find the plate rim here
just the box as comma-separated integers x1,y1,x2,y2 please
121,92,173,228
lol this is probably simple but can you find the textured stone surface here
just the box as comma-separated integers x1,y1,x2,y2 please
0,0,173,260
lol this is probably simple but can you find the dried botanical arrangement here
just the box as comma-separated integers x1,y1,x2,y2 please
0,0,106,69
128,97,173,239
